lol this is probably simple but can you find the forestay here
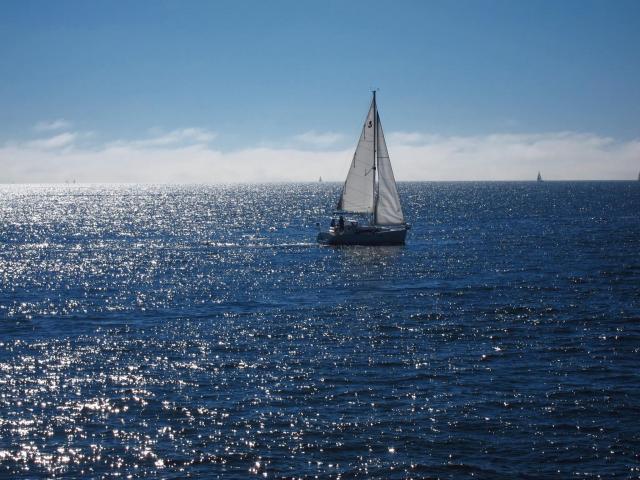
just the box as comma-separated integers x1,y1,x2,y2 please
337,101,376,213
374,114,404,225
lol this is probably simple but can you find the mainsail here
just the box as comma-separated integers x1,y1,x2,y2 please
374,113,404,225
337,101,376,213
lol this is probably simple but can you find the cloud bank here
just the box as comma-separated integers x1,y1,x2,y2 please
1,126,639,183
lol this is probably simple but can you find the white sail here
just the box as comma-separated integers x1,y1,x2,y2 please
374,114,404,225
337,101,376,213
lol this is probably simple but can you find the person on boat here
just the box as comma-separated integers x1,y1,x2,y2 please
338,216,344,231
330,218,336,228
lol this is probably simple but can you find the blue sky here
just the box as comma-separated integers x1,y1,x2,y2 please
1,0,639,181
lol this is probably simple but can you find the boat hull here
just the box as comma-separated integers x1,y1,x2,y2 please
317,226,407,246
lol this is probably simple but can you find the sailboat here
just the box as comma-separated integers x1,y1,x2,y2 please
537,171,543,182
317,92,409,246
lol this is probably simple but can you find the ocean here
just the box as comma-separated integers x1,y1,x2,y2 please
1,182,639,479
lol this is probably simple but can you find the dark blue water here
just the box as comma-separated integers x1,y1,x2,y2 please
1,182,639,479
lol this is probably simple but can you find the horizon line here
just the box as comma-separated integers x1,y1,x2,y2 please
1,179,639,186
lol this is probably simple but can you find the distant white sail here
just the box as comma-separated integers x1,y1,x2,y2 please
374,115,404,225
337,101,376,213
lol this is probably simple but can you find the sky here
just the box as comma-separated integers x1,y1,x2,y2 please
1,0,639,182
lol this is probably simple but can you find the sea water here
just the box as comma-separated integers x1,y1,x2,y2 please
1,182,639,479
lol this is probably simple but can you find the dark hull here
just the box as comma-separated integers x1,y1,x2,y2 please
317,226,407,246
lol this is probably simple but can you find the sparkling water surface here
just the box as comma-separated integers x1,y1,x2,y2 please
1,182,639,479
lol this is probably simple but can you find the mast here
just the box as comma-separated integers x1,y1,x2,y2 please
372,90,378,224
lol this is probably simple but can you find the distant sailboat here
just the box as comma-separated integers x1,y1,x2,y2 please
319,176,322,183
537,171,543,182
317,91,409,246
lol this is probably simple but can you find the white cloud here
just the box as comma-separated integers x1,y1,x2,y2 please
292,130,346,147
140,128,216,147
1,128,639,183
387,131,640,181
0,142,350,183
34,119,72,132
26,132,77,150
